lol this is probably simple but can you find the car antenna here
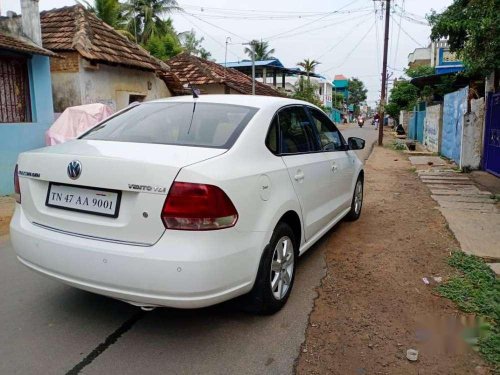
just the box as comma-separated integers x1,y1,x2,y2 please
185,77,199,99
185,78,198,134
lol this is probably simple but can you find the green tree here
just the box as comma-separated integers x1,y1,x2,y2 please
332,92,345,110
178,29,212,60
405,65,435,78
145,33,182,60
291,76,325,110
244,40,276,61
347,78,367,111
428,0,500,76
297,59,320,82
123,0,180,44
79,0,123,28
385,80,419,120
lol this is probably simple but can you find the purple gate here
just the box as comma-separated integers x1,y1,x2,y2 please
483,93,500,176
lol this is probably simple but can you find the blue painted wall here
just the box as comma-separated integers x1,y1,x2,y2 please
0,54,54,195
441,86,468,164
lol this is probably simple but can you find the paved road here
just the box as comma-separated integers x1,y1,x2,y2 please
0,126,377,375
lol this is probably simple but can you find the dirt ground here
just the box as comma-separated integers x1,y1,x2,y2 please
296,144,490,374
0,196,15,236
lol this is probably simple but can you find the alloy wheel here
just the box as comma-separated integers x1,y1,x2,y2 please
270,236,294,300
354,180,363,215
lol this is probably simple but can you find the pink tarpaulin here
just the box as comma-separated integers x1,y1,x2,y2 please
45,103,114,145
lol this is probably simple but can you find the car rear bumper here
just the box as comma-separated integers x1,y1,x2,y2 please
10,206,269,308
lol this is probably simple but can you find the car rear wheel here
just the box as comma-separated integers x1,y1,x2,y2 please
345,176,363,221
244,222,297,314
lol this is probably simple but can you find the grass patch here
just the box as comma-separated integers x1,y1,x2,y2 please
437,251,500,368
390,140,407,151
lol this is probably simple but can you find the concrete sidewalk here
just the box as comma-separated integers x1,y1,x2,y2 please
409,156,500,274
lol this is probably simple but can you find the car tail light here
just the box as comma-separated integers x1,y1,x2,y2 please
161,182,238,230
14,164,21,203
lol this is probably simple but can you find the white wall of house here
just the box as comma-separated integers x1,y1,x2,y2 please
261,75,333,107
408,47,431,66
51,60,171,112
50,72,82,112
423,104,442,153
79,63,171,110
198,83,226,94
462,98,485,170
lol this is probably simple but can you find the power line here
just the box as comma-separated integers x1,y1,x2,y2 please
180,3,339,15
392,0,403,68
391,14,426,47
263,0,362,40
179,13,243,60
321,20,376,73
315,12,373,60
373,1,381,75
269,10,372,42
181,7,372,21
181,11,248,42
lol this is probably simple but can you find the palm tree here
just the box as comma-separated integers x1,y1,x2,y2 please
297,58,321,81
244,40,275,61
79,0,123,28
122,0,181,44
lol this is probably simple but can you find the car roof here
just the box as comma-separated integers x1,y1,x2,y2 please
148,94,314,111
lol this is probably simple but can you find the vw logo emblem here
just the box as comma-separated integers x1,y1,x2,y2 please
67,160,82,180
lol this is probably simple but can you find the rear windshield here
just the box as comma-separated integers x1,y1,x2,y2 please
81,102,258,149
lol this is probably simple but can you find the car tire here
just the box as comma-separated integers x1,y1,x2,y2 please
345,175,364,222
244,222,297,315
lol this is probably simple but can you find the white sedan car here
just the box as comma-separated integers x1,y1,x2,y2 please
11,95,365,314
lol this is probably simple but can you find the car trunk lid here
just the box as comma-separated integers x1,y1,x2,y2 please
17,140,226,245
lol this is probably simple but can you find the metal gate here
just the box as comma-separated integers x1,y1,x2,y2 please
408,110,425,143
483,93,500,176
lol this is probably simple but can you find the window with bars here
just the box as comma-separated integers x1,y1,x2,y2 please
0,55,32,123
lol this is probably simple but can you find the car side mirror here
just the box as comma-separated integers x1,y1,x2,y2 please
348,137,365,150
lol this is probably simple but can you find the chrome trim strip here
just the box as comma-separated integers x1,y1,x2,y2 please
32,222,152,247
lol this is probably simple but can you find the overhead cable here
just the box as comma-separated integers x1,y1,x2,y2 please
322,20,377,73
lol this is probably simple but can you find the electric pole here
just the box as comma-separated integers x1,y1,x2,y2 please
378,0,391,146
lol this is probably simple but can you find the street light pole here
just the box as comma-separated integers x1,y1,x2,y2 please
378,0,391,146
224,37,231,78
242,42,256,95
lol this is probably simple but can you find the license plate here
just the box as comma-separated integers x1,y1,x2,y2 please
46,183,121,218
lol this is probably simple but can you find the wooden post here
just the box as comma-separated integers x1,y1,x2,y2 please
378,0,391,146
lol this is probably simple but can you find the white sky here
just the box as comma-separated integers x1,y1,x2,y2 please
2,0,453,105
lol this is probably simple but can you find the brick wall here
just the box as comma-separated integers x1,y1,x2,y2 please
50,52,80,73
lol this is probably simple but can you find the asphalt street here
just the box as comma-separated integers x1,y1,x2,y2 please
0,125,378,375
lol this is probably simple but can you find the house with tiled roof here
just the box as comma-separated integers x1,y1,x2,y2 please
40,4,174,112
0,0,56,195
165,53,284,97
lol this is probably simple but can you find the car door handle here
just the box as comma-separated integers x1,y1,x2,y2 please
331,163,338,172
294,170,304,182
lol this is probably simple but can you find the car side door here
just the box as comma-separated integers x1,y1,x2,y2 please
277,105,333,241
306,107,354,218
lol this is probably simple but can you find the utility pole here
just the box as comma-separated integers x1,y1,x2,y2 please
378,0,391,146
251,50,255,95
242,42,256,95
224,37,231,78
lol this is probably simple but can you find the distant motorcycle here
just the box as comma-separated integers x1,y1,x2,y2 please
357,118,364,128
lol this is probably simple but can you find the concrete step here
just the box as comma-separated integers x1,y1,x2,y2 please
421,179,475,185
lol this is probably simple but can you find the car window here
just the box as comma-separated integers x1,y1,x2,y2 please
81,102,258,149
308,107,344,151
265,116,278,154
278,106,318,154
